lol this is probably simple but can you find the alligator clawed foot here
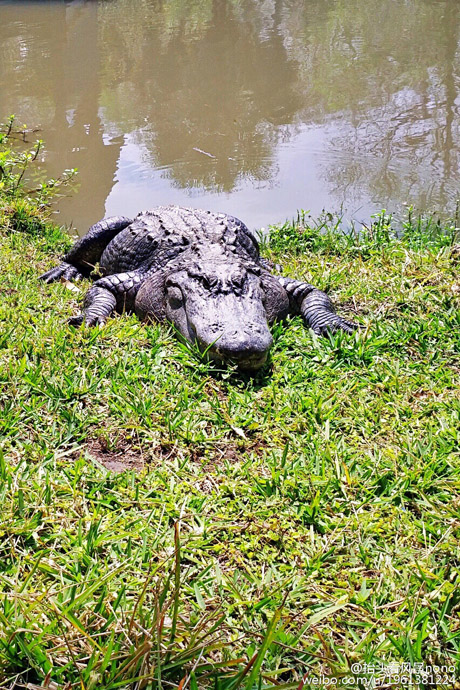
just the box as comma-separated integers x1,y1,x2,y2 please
339,319,360,335
40,265,66,284
89,316,108,327
68,314,84,327
40,262,84,284
68,313,108,327
312,317,360,337
336,318,360,335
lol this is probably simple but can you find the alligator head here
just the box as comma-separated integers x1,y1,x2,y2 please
135,250,289,371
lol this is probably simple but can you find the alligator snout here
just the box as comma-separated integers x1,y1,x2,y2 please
206,327,273,371
187,311,273,370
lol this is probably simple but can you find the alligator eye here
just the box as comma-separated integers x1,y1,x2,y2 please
199,275,212,289
231,274,245,290
168,286,183,310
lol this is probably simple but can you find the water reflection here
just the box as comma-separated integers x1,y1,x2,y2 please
0,0,459,232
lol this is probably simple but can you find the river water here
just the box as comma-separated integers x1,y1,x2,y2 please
1,0,460,233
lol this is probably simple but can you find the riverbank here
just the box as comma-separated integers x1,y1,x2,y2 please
1,133,459,688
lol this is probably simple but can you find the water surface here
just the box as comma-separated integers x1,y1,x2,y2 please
1,0,460,232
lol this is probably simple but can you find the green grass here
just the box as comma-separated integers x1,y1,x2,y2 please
0,122,459,689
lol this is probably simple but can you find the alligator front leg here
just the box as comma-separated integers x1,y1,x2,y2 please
69,272,143,327
69,286,117,327
277,277,358,335
40,216,133,283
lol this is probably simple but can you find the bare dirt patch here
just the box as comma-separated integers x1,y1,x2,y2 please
86,438,145,472
84,435,270,475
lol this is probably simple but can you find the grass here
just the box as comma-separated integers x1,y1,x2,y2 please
0,120,459,689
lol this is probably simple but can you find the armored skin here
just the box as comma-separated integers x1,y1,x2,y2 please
40,206,357,370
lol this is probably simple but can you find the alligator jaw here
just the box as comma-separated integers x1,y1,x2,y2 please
221,349,270,372
202,332,272,371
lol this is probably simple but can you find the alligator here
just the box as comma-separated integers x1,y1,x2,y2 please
40,206,357,370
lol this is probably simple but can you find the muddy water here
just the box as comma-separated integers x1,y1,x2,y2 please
1,0,460,233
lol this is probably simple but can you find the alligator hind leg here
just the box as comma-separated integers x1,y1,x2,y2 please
69,271,143,327
40,261,86,284
277,277,358,335
40,216,133,283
